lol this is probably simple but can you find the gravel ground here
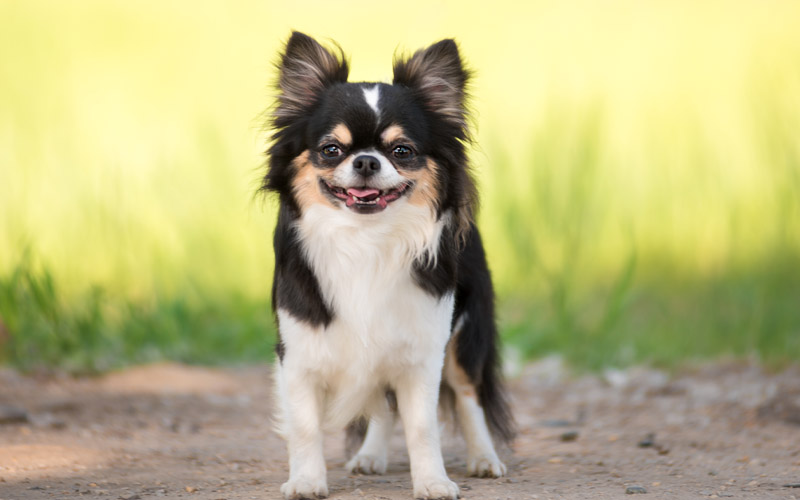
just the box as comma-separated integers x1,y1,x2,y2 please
1,360,799,500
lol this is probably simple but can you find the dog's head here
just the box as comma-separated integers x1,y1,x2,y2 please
264,32,475,237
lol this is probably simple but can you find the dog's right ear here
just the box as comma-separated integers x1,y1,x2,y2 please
274,32,349,123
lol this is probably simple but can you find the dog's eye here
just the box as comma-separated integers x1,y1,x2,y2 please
392,145,413,159
322,144,342,158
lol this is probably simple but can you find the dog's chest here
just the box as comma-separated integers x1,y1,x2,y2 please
291,204,452,372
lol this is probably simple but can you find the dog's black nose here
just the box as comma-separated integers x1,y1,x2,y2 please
353,155,381,177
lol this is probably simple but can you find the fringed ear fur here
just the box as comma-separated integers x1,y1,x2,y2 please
394,40,475,243
274,31,349,124
392,39,470,131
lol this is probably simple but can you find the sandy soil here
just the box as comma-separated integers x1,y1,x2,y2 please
1,360,799,500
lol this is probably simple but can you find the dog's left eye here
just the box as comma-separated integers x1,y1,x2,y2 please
392,145,413,159
322,144,342,158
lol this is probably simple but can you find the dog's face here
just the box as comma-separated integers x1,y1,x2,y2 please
297,83,434,215
265,32,475,232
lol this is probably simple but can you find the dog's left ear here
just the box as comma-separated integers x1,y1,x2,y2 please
393,39,470,129
274,31,349,124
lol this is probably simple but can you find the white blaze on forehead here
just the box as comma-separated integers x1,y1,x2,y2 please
362,85,381,117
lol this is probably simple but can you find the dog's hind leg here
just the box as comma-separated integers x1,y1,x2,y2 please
446,225,515,478
444,340,506,478
346,398,395,475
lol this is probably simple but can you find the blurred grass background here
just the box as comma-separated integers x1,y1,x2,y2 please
1,0,799,372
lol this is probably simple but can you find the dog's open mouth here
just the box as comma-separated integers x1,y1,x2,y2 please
321,179,413,213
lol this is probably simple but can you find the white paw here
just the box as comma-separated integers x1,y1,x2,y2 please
280,477,328,500
467,454,506,478
346,454,387,475
413,476,460,500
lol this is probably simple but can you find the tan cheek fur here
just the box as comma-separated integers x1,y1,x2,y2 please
406,158,441,210
291,151,334,211
381,125,440,211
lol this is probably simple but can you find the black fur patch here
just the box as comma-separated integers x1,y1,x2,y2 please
413,223,458,298
271,203,332,329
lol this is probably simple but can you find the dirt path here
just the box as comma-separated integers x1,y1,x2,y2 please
1,360,799,500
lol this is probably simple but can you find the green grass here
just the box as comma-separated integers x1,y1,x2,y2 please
0,252,275,373
483,90,800,370
501,255,800,371
1,0,800,372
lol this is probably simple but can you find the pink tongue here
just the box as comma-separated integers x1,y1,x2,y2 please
346,188,380,198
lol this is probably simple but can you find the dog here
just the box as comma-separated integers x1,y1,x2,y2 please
263,31,514,500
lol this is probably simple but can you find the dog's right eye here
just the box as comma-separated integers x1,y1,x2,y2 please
322,144,342,158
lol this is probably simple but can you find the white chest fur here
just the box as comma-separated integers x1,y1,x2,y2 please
277,202,454,427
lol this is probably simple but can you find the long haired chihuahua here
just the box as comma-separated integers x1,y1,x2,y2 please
263,31,514,500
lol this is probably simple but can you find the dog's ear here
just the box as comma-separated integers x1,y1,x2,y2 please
274,31,349,123
393,39,470,129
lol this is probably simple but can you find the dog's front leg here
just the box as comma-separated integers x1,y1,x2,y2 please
395,366,459,500
278,361,328,500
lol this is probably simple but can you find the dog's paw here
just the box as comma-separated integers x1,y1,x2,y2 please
467,454,506,478
346,453,387,475
413,476,459,500
280,478,328,500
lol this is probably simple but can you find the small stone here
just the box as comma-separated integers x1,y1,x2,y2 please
560,430,579,442
0,405,29,424
638,433,656,448
626,486,647,494
185,486,197,493
30,412,67,429
540,419,573,427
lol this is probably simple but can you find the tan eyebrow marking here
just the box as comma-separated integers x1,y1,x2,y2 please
329,123,352,146
381,124,409,145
